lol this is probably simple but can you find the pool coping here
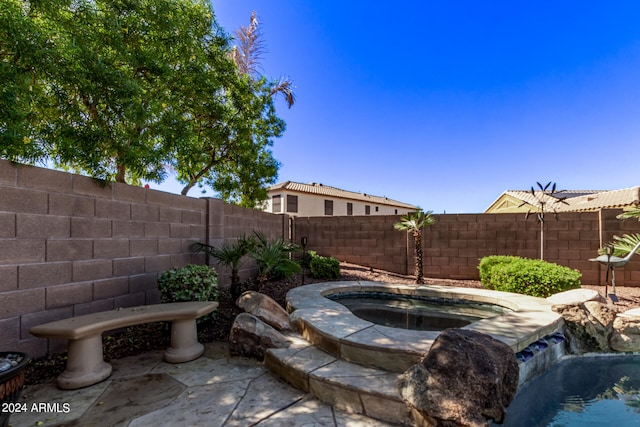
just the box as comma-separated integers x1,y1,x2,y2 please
286,281,564,372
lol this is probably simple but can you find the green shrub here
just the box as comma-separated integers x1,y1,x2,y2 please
301,250,317,268
309,253,341,279
478,255,519,290
478,256,581,298
158,265,219,321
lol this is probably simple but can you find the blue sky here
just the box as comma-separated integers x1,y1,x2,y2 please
157,1,640,213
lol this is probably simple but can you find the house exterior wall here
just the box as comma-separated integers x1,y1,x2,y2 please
0,160,286,358
265,190,416,217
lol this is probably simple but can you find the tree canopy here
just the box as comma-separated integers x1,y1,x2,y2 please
1,1,290,207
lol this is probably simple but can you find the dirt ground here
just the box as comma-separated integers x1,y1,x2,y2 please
338,262,640,312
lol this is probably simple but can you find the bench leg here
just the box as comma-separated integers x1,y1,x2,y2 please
164,318,204,363
57,335,112,390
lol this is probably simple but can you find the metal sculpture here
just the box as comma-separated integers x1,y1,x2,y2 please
590,240,640,299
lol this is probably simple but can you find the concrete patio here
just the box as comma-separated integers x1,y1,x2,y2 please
13,342,394,427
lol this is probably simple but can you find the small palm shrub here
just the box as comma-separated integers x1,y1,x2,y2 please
478,255,581,298
158,264,219,321
251,231,301,284
309,253,341,279
192,236,255,299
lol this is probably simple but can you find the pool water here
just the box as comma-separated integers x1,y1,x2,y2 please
328,292,510,331
498,355,640,427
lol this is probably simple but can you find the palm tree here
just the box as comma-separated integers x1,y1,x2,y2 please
231,11,295,108
250,231,301,285
192,236,255,299
602,208,640,257
394,210,435,284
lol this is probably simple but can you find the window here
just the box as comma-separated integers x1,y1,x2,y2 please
287,195,298,213
272,195,281,213
365,205,371,215
347,202,353,216
395,209,398,214
324,199,333,216
375,206,379,212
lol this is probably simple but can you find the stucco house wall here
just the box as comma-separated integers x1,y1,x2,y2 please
264,181,418,217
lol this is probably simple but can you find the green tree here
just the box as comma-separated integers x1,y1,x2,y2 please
0,0,51,162
394,210,435,284
2,2,290,208
38,0,220,184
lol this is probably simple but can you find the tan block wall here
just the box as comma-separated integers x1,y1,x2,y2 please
294,215,410,274
0,160,286,357
2,159,639,358
294,210,640,287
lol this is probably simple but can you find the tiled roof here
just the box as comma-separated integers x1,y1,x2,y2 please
494,187,640,212
558,186,640,212
501,190,603,209
267,181,419,209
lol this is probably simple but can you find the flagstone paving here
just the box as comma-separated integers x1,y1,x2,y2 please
14,343,394,427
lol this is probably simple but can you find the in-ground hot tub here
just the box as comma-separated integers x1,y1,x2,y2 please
328,291,512,331
286,281,563,373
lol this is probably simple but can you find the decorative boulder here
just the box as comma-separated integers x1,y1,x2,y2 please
397,328,519,427
552,300,616,353
236,291,292,331
610,308,640,352
229,313,290,359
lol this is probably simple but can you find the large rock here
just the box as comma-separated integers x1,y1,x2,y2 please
547,288,603,308
236,291,292,331
552,300,616,353
610,308,640,352
397,328,519,427
229,313,290,359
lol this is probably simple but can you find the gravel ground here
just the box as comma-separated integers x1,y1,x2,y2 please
24,262,640,385
339,262,640,313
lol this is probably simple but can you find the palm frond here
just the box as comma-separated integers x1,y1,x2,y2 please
394,210,435,232
617,208,640,221
233,11,265,76
270,77,296,108
603,233,640,257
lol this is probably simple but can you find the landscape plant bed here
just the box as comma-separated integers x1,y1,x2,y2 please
23,262,640,386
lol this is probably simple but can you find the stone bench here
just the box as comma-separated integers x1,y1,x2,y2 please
29,301,218,390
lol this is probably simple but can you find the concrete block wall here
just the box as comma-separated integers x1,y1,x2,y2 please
0,160,286,357
206,198,288,285
293,215,410,275
2,159,639,358
294,210,640,287
597,208,640,286
422,212,604,282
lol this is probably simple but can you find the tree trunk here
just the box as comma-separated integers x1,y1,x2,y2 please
414,230,424,284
